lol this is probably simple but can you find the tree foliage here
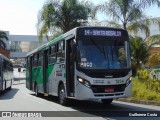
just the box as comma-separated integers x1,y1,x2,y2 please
149,53,160,67
0,31,8,49
97,0,160,31
130,36,150,70
37,0,95,41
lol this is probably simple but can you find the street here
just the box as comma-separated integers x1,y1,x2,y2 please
0,69,160,120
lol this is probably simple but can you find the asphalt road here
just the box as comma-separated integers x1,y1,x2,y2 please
0,69,160,120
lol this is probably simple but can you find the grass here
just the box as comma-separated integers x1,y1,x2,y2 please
131,77,160,102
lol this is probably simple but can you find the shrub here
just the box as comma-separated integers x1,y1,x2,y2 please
137,69,149,80
146,93,157,101
131,77,160,102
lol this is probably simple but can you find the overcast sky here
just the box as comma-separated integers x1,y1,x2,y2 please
0,0,160,35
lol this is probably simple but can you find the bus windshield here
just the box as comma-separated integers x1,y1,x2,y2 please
77,38,131,70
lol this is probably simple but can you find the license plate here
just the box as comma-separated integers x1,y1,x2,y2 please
105,88,114,92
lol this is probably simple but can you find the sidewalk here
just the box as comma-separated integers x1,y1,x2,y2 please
115,98,160,106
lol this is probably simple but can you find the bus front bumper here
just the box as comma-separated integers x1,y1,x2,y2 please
75,82,132,100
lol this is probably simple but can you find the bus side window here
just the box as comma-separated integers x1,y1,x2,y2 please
57,40,65,62
38,51,43,66
48,44,56,64
33,53,38,67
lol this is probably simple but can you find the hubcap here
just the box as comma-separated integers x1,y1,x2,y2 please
60,89,65,103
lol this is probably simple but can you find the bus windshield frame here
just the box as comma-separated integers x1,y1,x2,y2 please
76,36,131,70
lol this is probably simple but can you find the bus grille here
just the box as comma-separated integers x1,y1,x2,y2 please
91,84,126,93
86,71,128,78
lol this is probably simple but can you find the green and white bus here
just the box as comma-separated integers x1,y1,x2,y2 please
26,27,132,105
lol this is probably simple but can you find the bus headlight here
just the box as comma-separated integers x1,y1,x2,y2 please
77,77,91,88
126,77,132,87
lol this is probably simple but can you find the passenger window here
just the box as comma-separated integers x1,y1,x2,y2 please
57,40,65,62
48,44,57,64
51,45,56,54
58,41,63,52
38,51,43,66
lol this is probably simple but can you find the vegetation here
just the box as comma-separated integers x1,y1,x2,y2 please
132,77,160,102
0,31,8,49
37,0,95,41
130,36,150,72
148,53,160,67
97,0,160,32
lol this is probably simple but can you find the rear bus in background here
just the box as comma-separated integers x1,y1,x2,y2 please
0,54,14,92
26,27,132,105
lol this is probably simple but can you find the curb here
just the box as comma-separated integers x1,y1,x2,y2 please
115,98,160,106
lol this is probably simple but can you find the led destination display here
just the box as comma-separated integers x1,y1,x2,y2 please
84,29,122,36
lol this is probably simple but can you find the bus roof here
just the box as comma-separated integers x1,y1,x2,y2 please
26,26,127,57
27,27,78,56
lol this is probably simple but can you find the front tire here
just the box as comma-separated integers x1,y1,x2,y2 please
58,84,67,105
101,99,113,105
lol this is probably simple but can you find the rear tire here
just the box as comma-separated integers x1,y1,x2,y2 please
8,80,12,90
8,86,12,90
101,99,113,105
34,84,40,97
58,84,67,106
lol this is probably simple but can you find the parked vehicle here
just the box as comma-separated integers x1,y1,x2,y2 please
0,54,14,92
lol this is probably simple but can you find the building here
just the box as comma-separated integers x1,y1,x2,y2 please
4,31,48,59
0,46,9,58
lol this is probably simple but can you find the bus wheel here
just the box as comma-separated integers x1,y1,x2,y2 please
8,80,12,90
8,86,12,90
34,84,40,97
58,84,67,105
101,99,113,105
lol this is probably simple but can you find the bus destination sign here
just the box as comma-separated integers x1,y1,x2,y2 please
84,29,122,37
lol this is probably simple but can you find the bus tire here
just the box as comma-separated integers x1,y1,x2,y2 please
8,86,12,90
4,81,6,90
101,99,113,105
58,84,67,106
8,80,12,90
34,83,40,97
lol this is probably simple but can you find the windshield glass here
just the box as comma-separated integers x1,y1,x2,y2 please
77,38,131,69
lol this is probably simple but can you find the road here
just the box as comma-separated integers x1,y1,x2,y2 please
0,69,160,120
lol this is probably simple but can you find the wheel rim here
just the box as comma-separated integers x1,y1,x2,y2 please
59,89,65,104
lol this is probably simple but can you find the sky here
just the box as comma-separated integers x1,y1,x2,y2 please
0,0,160,35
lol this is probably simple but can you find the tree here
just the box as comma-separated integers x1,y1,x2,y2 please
149,53,160,67
0,31,8,49
130,36,150,73
97,0,160,31
37,0,95,41
130,34,160,70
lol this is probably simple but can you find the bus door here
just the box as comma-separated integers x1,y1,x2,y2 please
43,50,48,94
66,39,75,96
29,56,33,90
